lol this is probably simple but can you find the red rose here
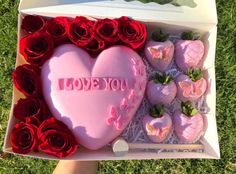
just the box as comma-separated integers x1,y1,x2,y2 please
13,97,47,121
12,64,41,97
20,31,54,66
21,15,45,34
67,16,94,47
38,118,78,158
94,18,119,45
118,16,147,50
86,34,106,55
45,17,70,45
10,122,38,154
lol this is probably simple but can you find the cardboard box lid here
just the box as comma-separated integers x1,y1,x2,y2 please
19,0,217,27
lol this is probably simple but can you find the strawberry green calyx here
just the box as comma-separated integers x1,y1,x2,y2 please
149,105,164,118
152,29,169,42
153,73,172,85
181,101,198,117
187,69,203,82
181,31,200,40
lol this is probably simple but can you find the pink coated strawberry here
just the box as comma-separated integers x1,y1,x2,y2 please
146,73,177,105
175,69,207,101
142,105,173,143
175,31,205,72
145,30,174,72
173,102,204,143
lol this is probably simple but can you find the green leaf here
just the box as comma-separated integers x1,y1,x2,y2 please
153,73,172,85
191,108,198,116
187,69,203,82
149,105,164,118
181,101,198,117
181,31,200,40
152,29,169,42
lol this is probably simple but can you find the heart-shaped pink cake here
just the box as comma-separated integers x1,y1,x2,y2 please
41,44,147,150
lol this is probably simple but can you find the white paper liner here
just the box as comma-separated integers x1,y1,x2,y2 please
119,34,208,153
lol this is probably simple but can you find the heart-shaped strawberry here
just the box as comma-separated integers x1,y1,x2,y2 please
142,105,173,143
145,30,174,72
146,73,177,105
173,102,204,143
41,44,147,150
175,69,207,101
175,31,205,72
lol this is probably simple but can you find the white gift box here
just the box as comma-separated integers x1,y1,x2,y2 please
3,0,220,160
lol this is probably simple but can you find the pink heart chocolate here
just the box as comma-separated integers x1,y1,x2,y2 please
173,110,204,143
41,44,147,150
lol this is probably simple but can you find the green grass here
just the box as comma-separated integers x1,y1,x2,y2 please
0,0,236,173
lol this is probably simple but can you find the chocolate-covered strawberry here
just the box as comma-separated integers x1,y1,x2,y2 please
175,31,205,72
142,105,173,143
176,69,207,101
173,101,204,143
146,73,177,105
145,29,174,72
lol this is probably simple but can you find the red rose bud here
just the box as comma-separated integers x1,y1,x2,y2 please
68,16,94,47
118,16,147,50
10,122,38,154
12,64,41,97
13,97,48,121
38,118,78,158
21,15,46,34
45,17,70,45
94,18,119,45
86,34,106,56
20,31,54,66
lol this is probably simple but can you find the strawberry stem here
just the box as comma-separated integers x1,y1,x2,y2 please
149,105,164,118
187,69,203,82
152,29,169,42
181,31,200,40
181,101,198,117
153,73,172,85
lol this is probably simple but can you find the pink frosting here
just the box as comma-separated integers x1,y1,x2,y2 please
175,40,205,72
41,44,147,150
146,80,177,105
142,113,173,143
173,110,204,143
145,40,174,72
175,74,207,101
